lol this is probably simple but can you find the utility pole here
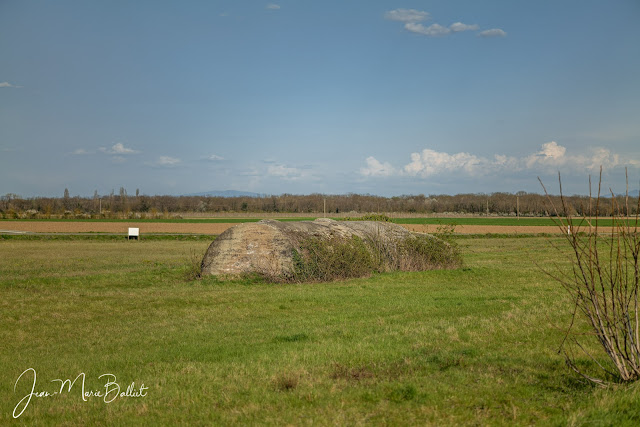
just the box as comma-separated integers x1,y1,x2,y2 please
516,195,520,220
323,198,326,218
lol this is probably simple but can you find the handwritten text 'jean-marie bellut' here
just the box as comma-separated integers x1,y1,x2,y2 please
13,368,148,418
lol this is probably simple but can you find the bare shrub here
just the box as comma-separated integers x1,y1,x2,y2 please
289,235,375,282
271,229,461,283
367,222,462,272
185,248,203,281
539,168,640,385
398,234,461,271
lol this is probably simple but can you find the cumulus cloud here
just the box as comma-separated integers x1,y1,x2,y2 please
361,142,638,179
0,81,21,88
525,141,567,168
360,156,396,177
478,28,507,38
99,143,139,155
404,150,483,177
206,154,225,161
386,10,503,39
384,9,430,23
450,22,479,32
405,22,451,37
493,154,521,172
266,3,280,10
405,22,479,37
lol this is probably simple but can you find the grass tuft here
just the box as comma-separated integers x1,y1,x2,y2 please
275,333,310,343
387,384,418,402
273,373,300,392
330,363,375,382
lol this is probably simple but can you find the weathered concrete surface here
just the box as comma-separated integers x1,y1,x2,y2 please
200,218,416,277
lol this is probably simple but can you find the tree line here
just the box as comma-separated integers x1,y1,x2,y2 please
1,189,638,219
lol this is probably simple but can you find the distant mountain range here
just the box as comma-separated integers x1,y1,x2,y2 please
187,190,266,198
612,190,640,198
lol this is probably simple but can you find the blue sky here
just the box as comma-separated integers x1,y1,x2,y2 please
1,0,639,197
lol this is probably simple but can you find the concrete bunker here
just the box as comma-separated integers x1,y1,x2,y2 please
201,219,461,281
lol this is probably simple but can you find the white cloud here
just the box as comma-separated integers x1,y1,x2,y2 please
266,3,280,10
525,141,567,168
267,164,305,180
404,150,483,177
71,148,89,155
493,154,521,172
405,22,451,37
157,156,181,166
112,143,137,154
361,142,639,179
206,154,225,161
0,82,20,88
387,11,504,39
450,22,479,32
384,9,430,23
360,156,396,177
99,143,139,155
478,28,507,38
586,148,622,170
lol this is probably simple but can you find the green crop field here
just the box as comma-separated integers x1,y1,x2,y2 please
392,217,634,227
394,217,560,226
1,236,639,425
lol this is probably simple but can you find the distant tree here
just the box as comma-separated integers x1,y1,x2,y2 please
63,188,71,210
119,187,128,215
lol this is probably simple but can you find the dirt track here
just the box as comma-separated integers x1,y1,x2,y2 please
0,221,611,235
0,222,233,235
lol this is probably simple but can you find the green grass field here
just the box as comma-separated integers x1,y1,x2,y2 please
1,236,639,425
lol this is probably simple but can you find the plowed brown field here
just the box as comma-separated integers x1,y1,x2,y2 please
0,221,612,235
